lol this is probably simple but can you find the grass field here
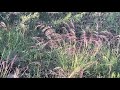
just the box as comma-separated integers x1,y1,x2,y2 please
0,12,120,78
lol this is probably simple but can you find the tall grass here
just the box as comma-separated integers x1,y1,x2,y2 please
0,12,120,78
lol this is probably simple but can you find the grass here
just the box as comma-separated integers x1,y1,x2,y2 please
1,12,120,78
0,28,119,78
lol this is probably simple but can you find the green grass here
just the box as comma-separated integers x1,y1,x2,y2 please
1,12,120,78
0,29,119,78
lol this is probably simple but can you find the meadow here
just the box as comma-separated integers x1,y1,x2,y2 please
0,12,120,78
